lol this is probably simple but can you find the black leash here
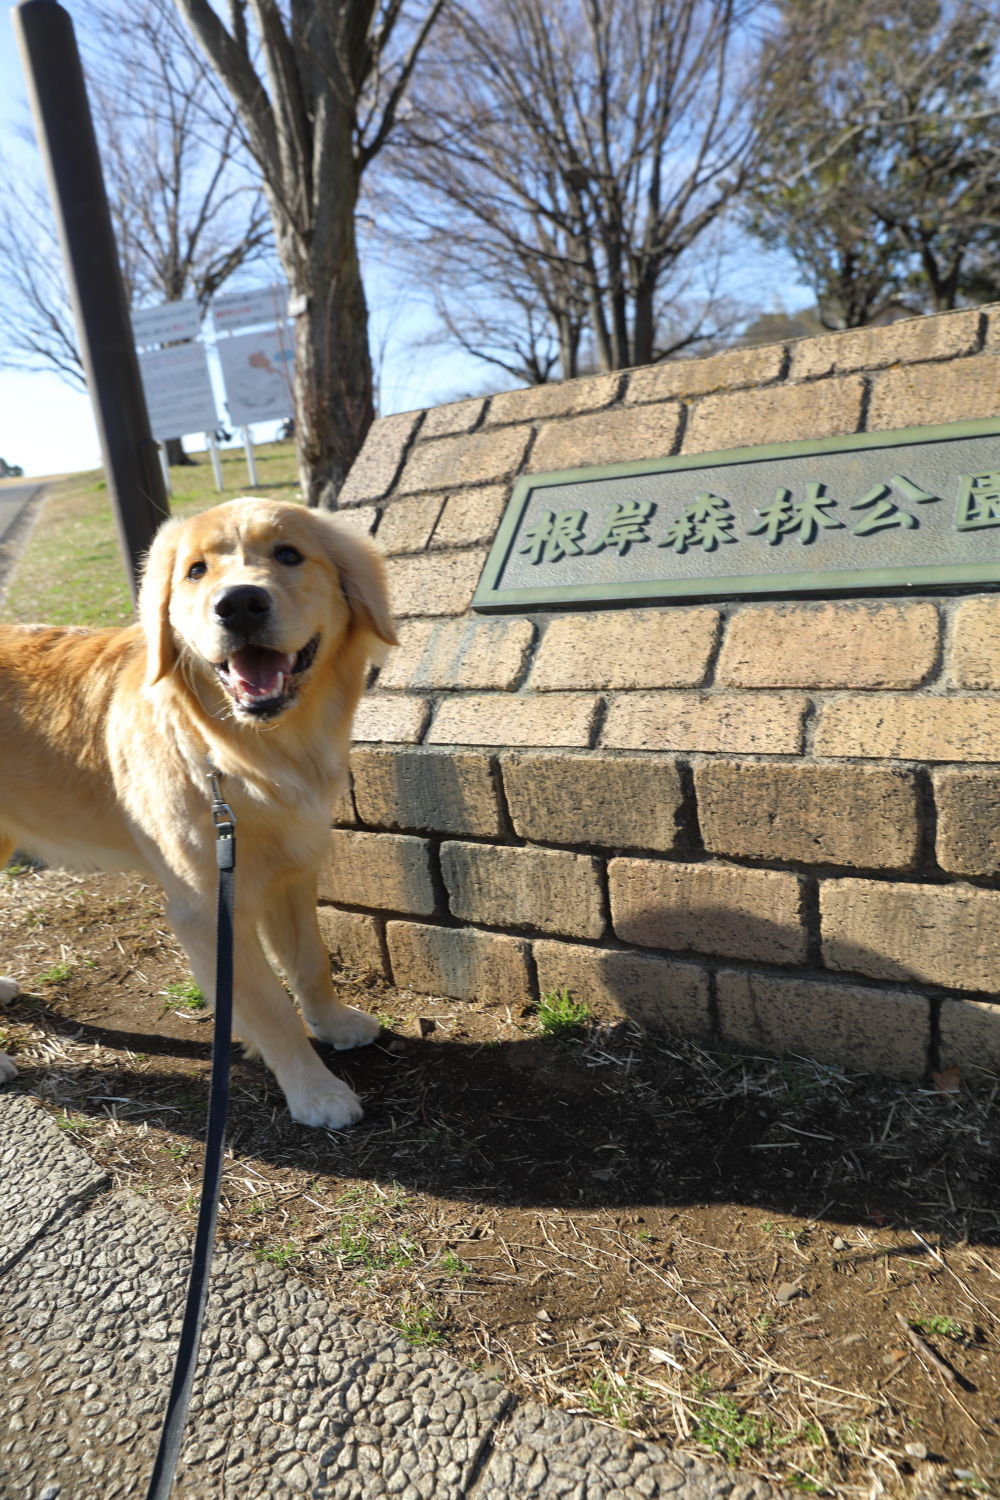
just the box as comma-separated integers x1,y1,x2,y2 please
145,766,236,1500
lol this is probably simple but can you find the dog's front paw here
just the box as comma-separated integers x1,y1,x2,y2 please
0,1051,18,1083
307,1004,381,1052
285,1069,364,1130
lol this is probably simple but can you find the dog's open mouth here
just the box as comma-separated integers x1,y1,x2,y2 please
214,635,319,719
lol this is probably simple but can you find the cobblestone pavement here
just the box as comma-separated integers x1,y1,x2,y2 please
0,1094,785,1500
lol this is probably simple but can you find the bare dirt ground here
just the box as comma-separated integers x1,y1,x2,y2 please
1,864,998,1498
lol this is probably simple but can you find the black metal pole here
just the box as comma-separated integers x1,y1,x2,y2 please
13,0,169,603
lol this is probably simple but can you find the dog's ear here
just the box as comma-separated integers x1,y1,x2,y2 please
318,517,398,647
138,517,182,685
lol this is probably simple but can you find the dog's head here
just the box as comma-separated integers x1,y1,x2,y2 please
139,498,396,723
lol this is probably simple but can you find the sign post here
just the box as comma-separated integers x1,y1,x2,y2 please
13,0,169,602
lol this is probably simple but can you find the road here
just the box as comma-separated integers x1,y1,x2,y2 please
0,480,41,545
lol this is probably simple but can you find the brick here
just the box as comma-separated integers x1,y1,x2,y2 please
716,970,929,1080
339,410,420,505
529,404,681,474
330,505,378,538
441,841,604,939
486,372,622,426
530,608,718,691
375,495,444,554
386,921,532,1003
696,762,920,869
948,597,1000,687
717,601,939,689
821,878,1000,991
609,859,806,964
419,397,486,439
868,352,1000,431
815,695,1000,762
626,344,785,404
428,693,598,748
934,769,1000,876
378,617,534,691
331,778,356,826
316,906,387,977
318,829,437,915
386,551,487,617
351,747,501,837
683,375,865,456
789,308,981,380
397,427,531,494
533,938,711,1036
502,752,684,852
601,691,806,754
938,998,1000,1078
352,694,429,744
431,485,508,549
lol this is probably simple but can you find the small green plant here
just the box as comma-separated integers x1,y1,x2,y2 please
436,1249,470,1279
161,1141,192,1161
163,980,206,1012
393,1304,446,1347
54,1110,90,1132
255,1241,300,1268
537,987,591,1039
327,1222,416,1272
913,1313,965,1341
583,1371,649,1427
35,961,74,986
693,1395,775,1465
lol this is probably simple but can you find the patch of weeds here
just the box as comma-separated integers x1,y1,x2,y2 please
326,1222,416,1272
255,1241,301,1269
537,987,591,1039
54,1110,91,1133
693,1395,775,1465
913,1312,966,1341
393,1304,446,1348
161,1141,192,1161
35,961,74,986
435,1249,470,1280
163,980,206,1013
583,1371,649,1428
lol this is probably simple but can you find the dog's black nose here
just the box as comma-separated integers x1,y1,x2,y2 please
212,584,272,633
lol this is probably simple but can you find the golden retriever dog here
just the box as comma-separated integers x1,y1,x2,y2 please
0,497,396,1127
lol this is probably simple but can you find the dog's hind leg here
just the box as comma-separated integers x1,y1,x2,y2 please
0,832,16,871
166,888,365,1129
256,871,381,1052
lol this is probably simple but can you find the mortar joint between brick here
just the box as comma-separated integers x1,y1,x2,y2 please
670,400,689,456
914,765,943,878
775,343,792,383
800,695,820,757
675,759,704,858
588,694,609,749
491,755,518,843
698,608,727,688
706,966,722,1040
974,308,989,352
857,373,873,433
801,875,822,966
421,493,451,553
380,408,426,502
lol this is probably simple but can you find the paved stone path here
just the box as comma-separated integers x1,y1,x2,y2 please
0,1093,784,1499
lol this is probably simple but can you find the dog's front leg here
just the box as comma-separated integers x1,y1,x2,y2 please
257,872,381,1051
166,891,364,1129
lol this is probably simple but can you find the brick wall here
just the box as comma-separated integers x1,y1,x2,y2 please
323,306,1000,1083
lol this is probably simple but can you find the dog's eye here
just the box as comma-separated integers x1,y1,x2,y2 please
186,561,207,580
274,545,303,566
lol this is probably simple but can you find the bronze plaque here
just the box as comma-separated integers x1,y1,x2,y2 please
472,419,1000,611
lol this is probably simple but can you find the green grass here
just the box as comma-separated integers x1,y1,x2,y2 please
163,980,207,1013
537,986,591,1039
34,961,74,986
913,1312,966,1340
1,440,300,628
392,1304,446,1348
693,1395,777,1465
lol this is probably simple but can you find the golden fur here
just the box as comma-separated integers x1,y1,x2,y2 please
0,498,396,1127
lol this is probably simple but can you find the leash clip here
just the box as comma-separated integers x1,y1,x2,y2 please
205,760,236,869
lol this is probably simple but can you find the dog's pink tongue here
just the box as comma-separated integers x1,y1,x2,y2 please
229,645,294,697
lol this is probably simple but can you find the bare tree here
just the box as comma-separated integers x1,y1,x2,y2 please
170,0,445,507
382,0,768,384
747,0,1000,326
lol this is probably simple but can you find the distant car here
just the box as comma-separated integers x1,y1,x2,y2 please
0,459,23,478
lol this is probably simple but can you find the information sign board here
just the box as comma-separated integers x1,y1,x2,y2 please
473,419,1000,611
212,284,289,334
138,342,219,439
216,326,294,426
132,299,201,347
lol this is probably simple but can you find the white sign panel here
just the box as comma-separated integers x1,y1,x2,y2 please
212,284,289,333
138,342,219,439
217,326,295,426
132,299,202,347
